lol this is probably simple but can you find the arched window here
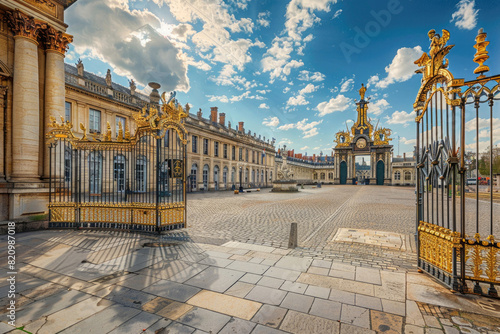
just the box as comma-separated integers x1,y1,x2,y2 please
320,173,325,180
214,165,220,190
252,170,255,184
89,152,102,194
404,171,412,181
190,163,198,191
328,172,333,179
136,156,147,192
261,170,264,184
203,164,209,190
114,155,126,192
313,173,318,180
223,166,228,187
270,171,272,181
245,168,249,184
395,171,401,180
231,167,236,184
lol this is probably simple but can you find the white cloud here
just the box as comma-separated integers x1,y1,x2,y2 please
298,70,325,82
339,77,355,93
369,99,390,116
332,9,342,19
262,116,279,127
278,138,293,146
261,1,336,83
283,87,291,93
287,95,308,106
278,118,323,138
451,0,478,30
210,64,257,90
258,11,271,27
156,0,259,70
259,103,270,109
66,0,190,91
401,137,416,145
316,94,351,116
207,94,229,103
300,145,309,150
385,110,416,125
367,46,423,89
286,83,318,107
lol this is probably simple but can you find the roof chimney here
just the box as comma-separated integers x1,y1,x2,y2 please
403,152,406,161
219,112,226,126
210,107,218,123
148,82,161,104
238,122,244,132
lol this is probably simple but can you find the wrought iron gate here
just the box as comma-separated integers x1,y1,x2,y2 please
46,92,188,233
415,29,500,296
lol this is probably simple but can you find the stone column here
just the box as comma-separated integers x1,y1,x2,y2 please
6,10,44,180
43,27,72,179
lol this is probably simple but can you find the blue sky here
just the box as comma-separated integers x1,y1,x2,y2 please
64,0,500,157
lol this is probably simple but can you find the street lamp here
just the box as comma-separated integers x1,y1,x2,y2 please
239,166,243,192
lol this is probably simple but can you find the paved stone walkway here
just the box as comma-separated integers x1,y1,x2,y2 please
1,230,500,334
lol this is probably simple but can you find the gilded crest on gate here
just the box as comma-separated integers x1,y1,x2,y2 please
414,29,454,80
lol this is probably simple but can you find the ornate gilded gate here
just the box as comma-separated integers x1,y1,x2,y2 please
46,92,188,233
415,29,500,296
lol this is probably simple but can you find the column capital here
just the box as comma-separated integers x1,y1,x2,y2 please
5,10,46,42
44,26,73,55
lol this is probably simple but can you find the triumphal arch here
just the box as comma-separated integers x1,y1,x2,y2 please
333,84,393,185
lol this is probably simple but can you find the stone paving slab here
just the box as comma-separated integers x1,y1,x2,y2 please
332,228,408,250
3,227,500,334
187,290,261,320
184,267,244,293
143,279,201,302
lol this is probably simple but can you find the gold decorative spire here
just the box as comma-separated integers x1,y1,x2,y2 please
358,83,366,100
473,28,489,78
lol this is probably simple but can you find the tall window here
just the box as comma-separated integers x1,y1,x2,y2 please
320,173,325,180
203,164,209,189
252,170,255,184
65,102,71,122
246,149,249,162
395,171,401,180
252,151,255,163
116,116,126,137
239,148,243,161
223,167,228,187
64,148,71,182
164,129,170,147
223,144,228,159
89,152,102,194
214,165,219,190
114,155,126,192
261,170,264,184
190,163,198,191
214,141,219,157
329,172,333,179
160,161,169,192
89,108,101,133
192,135,198,153
262,152,265,165
232,146,236,160
136,156,147,192
404,171,412,181
203,138,209,155
231,167,236,184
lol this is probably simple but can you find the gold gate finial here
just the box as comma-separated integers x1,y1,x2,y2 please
473,28,489,78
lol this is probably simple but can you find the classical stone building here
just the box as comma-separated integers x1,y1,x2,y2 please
274,151,335,185
392,154,416,186
0,0,75,220
65,62,275,193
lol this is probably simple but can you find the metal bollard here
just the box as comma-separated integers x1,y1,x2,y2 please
288,222,298,249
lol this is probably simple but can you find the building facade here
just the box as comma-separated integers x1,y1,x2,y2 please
392,155,416,186
0,0,75,220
